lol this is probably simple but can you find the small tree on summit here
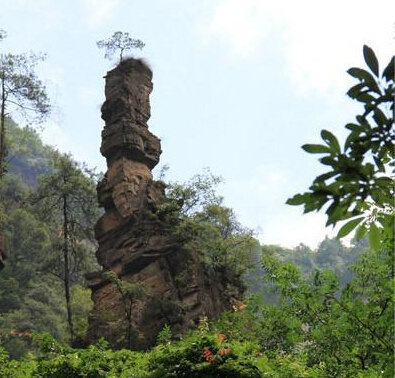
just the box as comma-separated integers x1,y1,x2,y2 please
97,31,145,62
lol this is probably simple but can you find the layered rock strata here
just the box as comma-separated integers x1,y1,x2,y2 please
87,59,240,349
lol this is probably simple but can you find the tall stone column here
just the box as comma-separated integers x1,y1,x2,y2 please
87,58,240,349
93,58,165,269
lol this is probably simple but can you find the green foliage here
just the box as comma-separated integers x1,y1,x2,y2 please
164,169,223,216
280,45,394,375
0,52,50,123
2,208,51,292
0,277,68,359
0,46,50,178
148,333,262,378
156,324,172,346
103,271,147,349
1,280,389,377
258,245,394,376
0,123,99,357
163,170,259,277
248,237,363,305
287,45,394,250
97,31,145,62
32,153,99,341
0,345,36,377
70,285,93,340
0,321,330,377
33,153,99,282
7,119,53,185
0,331,265,377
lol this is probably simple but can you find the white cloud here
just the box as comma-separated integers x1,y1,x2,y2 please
260,211,334,248
205,0,274,56
77,86,101,103
247,167,288,196
40,121,72,153
41,65,65,88
204,0,394,94
83,0,120,27
220,164,340,248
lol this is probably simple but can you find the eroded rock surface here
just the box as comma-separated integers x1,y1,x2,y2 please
86,59,241,349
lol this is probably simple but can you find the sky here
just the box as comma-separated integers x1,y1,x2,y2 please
0,0,394,248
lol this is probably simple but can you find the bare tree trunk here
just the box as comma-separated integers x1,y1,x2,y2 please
127,303,133,349
0,74,6,179
0,75,7,272
62,190,74,342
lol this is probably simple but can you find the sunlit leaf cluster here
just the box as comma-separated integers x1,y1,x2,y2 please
287,46,394,250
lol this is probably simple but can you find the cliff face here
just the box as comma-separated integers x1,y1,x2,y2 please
87,59,241,349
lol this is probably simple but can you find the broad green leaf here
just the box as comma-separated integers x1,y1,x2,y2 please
347,67,381,94
307,193,328,212
377,214,394,235
375,176,393,188
368,223,380,251
344,131,360,150
360,162,375,177
347,83,366,99
326,202,349,226
355,92,375,104
363,45,379,77
373,156,385,172
320,156,336,166
302,144,331,154
355,115,367,125
345,123,361,131
370,188,385,204
371,141,380,154
372,108,387,126
337,216,364,238
325,198,345,225
314,171,337,183
382,56,394,82
286,194,307,206
321,130,341,153
355,223,367,240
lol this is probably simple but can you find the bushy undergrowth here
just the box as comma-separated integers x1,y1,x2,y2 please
1,294,390,377
0,326,326,378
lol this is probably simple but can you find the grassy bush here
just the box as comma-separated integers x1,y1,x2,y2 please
0,329,325,377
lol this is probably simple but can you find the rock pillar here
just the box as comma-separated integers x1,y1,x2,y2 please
87,59,239,349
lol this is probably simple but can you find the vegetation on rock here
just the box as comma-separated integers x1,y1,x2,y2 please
97,31,145,62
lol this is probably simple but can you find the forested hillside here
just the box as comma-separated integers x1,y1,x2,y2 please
6,119,52,186
247,236,366,302
0,120,100,357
